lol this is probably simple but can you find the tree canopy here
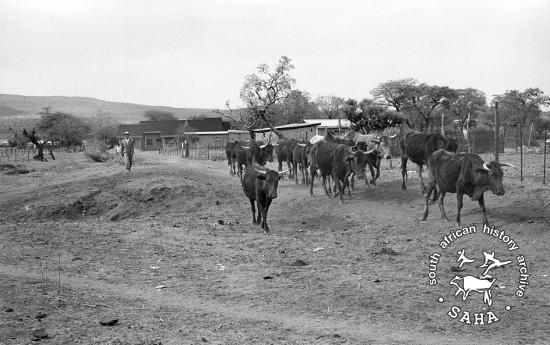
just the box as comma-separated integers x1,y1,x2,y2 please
144,110,177,121
37,111,90,146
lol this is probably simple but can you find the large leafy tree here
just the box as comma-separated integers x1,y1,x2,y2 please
144,110,177,121
344,98,403,133
493,88,550,125
239,56,295,138
371,78,417,113
315,95,346,119
406,84,457,132
447,88,487,151
37,111,90,146
90,111,119,147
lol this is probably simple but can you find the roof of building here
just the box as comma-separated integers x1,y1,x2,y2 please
304,119,351,128
118,117,226,137
254,122,320,133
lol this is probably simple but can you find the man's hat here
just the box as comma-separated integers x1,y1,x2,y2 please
124,131,130,135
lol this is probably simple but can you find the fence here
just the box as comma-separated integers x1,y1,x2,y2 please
159,142,226,161
0,146,86,164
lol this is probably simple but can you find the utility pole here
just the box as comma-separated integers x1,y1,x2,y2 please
494,101,500,162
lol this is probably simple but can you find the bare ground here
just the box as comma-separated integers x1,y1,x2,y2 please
0,151,549,344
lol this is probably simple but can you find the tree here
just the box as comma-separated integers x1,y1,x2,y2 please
405,84,457,132
239,56,295,138
22,128,47,161
277,89,319,124
144,110,177,121
447,88,487,151
90,111,119,148
8,131,30,148
315,95,346,119
493,88,550,126
344,98,403,133
37,111,91,147
371,78,417,113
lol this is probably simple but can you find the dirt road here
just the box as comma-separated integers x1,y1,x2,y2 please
1,152,548,344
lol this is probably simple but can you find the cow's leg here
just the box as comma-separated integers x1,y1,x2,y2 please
422,182,436,221
401,156,408,190
417,164,426,193
249,199,256,224
456,192,464,225
321,175,332,197
287,160,293,179
309,165,316,197
374,156,381,183
478,193,488,225
438,192,450,222
332,173,345,204
367,161,376,187
262,199,272,233
278,160,283,179
256,201,263,225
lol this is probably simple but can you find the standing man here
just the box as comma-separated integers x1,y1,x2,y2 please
121,131,135,172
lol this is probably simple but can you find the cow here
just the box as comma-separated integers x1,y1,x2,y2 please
242,166,286,233
400,132,447,193
353,133,397,185
445,137,458,153
308,140,369,203
273,139,295,179
422,149,514,225
224,141,239,175
292,142,311,184
233,141,274,181
450,275,496,306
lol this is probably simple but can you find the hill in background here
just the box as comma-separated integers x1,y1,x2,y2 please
0,94,224,134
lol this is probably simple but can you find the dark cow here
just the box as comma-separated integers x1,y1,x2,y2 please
445,137,458,153
400,132,447,192
422,149,514,225
242,166,285,233
224,141,239,175
274,139,295,178
351,131,398,184
233,141,274,181
308,141,364,203
348,146,378,190
292,142,311,184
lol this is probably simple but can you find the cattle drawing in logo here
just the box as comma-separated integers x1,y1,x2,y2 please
449,250,511,307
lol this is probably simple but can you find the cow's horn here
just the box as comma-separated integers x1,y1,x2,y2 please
278,169,289,175
482,162,491,171
259,143,268,149
297,143,306,147
499,162,516,168
388,134,398,139
272,143,279,146
371,139,381,144
241,146,250,149
361,148,376,154
255,168,266,175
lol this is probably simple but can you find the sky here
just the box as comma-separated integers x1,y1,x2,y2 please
1,0,549,109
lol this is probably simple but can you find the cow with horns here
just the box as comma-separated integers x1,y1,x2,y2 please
233,141,274,181
422,149,514,225
242,166,287,233
292,141,311,184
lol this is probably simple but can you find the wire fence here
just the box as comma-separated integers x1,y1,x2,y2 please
159,142,226,161
0,146,86,164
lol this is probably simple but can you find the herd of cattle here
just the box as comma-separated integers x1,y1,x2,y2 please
224,130,514,232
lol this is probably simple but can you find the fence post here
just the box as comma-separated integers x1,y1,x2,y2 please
519,123,523,181
207,144,210,160
494,102,500,162
544,129,547,185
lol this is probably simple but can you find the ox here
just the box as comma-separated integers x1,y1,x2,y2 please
422,149,514,225
292,142,311,184
450,275,496,306
308,141,370,203
273,139,295,179
351,131,398,184
400,132,447,192
233,141,274,181
224,141,239,175
242,166,286,233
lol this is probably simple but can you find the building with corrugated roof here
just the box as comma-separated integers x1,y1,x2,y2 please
303,119,351,136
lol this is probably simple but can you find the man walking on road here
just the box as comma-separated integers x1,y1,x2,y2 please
121,131,135,172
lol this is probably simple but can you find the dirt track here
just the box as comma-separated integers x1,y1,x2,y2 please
1,152,549,344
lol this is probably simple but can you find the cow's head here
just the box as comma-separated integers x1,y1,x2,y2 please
373,133,397,159
350,146,376,178
474,161,514,197
255,168,283,199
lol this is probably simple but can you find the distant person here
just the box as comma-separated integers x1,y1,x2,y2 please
120,131,135,172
